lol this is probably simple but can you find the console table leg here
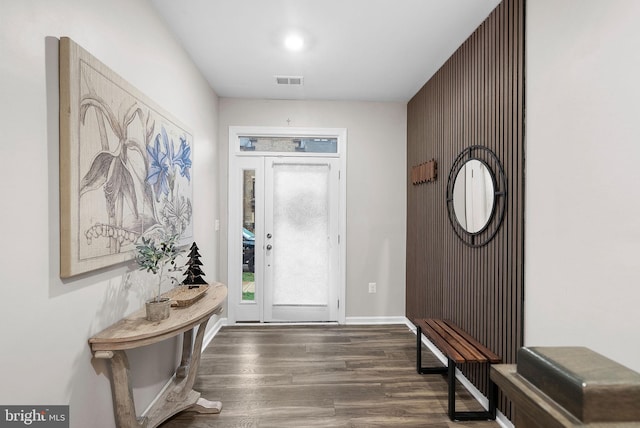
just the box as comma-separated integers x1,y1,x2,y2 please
167,319,209,402
176,329,193,379
166,319,222,415
185,319,208,390
106,350,147,428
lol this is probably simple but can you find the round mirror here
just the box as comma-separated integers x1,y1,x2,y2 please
453,159,495,233
446,146,506,247
451,159,495,233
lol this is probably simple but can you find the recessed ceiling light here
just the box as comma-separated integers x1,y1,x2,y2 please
284,33,305,52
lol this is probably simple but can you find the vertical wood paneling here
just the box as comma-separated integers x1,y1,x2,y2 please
406,0,524,420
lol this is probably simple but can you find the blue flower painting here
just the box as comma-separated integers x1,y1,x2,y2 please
145,126,193,237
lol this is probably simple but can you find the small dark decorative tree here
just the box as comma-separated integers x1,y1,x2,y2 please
182,242,208,288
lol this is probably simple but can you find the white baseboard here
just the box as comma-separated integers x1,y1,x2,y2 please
496,411,514,428
345,316,408,325
223,316,408,327
201,316,227,351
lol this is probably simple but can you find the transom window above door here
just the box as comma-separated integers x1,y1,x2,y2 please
239,136,338,154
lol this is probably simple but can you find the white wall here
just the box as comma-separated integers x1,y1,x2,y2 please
525,0,640,372
0,1,220,427
218,99,407,319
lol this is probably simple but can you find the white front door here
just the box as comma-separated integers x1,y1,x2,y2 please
263,157,340,322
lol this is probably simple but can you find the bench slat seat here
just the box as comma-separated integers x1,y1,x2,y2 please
420,318,501,364
443,320,501,362
414,318,501,422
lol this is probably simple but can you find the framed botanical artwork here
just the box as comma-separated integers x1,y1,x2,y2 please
59,37,193,278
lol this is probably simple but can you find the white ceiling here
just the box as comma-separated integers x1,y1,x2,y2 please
150,0,501,102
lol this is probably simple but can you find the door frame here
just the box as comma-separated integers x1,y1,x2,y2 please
227,126,347,324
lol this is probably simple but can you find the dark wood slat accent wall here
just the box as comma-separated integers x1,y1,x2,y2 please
406,0,524,419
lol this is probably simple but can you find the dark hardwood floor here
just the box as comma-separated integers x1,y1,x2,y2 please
161,324,500,428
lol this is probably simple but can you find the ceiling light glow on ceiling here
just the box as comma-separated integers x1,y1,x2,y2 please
284,33,305,52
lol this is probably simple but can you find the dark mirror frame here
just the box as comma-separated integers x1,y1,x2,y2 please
446,146,507,247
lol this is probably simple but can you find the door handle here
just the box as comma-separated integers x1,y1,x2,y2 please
266,233,272,239
266,244,273,250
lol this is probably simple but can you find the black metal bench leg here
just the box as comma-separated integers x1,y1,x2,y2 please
448,358,456,420
449,363,497,421
488,376,497,419
416,327,447,375
416,326,422,373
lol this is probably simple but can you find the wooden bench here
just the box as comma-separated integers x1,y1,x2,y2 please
414,318,501,421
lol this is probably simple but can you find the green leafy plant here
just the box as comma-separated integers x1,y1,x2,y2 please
135,233,184,302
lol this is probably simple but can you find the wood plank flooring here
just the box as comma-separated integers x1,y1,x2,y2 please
160,324,499,428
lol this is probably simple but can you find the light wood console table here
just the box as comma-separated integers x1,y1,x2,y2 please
89,283,227,428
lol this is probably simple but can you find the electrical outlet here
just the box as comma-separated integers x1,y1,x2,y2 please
214,219,220,231
368,282,377,293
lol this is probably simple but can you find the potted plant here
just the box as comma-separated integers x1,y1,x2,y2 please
135,232,183,321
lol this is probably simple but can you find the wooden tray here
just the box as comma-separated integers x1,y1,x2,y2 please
163,284,209,307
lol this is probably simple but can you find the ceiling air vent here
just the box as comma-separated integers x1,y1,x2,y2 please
275,75,304,86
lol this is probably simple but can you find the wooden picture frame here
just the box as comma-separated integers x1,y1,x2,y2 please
59,37,193,278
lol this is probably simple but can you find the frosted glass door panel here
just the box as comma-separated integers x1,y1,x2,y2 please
272,164,329,306
264,157,339,322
